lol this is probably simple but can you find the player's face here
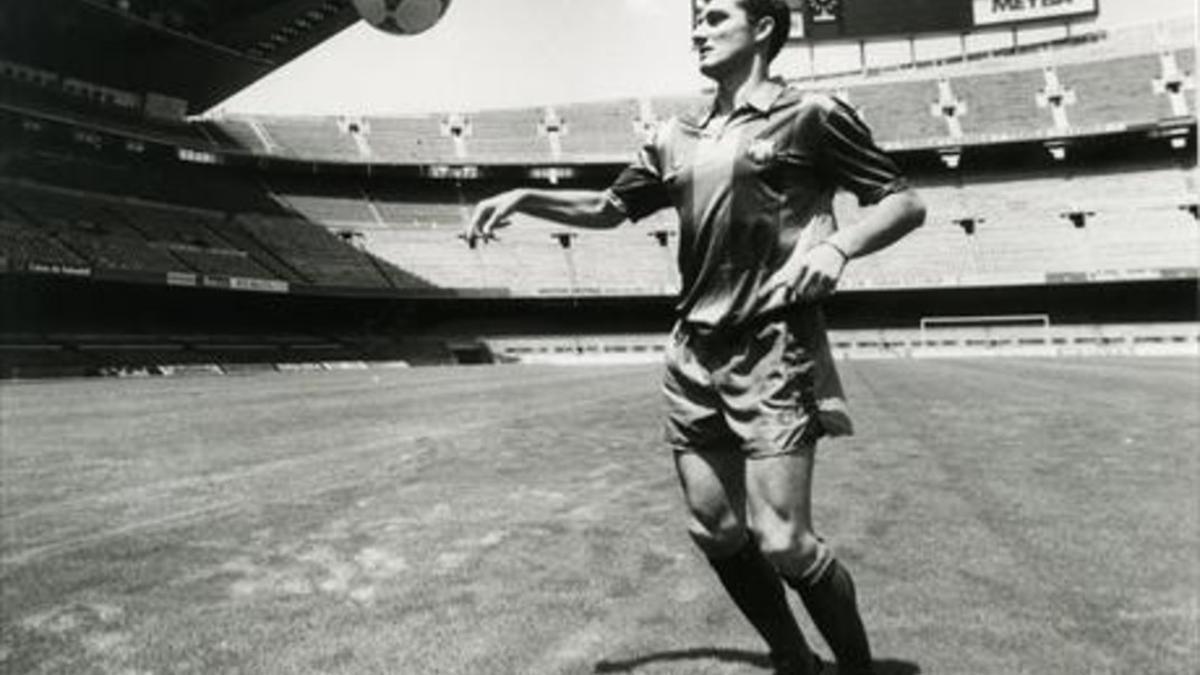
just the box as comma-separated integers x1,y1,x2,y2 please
692,0,760,80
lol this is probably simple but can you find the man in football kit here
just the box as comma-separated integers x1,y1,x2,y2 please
464,1,926,673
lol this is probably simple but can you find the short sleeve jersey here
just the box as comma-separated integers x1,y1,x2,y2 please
606,80,907,330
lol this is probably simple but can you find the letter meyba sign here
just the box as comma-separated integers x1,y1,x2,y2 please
974,0,1099,26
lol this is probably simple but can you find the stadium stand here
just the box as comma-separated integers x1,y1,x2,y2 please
111,201,282,279
0,59,216,149
953,68,1053,137
0,216,89,270
206,117,278,154
204,148,1196,296
1,10,1194,375
233,213,394,288
1,182,185,273
205,17,1195,164
0,170,441,290
252,115,363,161
360,115,458,163
1057,53,1165,129
266,175,380,225
554,100,646,161
460,108,553,164
847,78,950,142
370,199,467,229
1,148,277,213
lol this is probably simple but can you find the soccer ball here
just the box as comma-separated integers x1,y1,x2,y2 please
353,0,451,36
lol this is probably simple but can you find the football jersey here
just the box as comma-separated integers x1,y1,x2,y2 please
606,79,907,329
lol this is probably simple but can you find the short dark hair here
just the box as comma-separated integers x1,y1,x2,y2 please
738,0,791,62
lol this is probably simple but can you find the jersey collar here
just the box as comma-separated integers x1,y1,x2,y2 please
697,77,788,127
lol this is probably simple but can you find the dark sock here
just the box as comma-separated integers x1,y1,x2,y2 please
788,557,873,675
707,539,817,671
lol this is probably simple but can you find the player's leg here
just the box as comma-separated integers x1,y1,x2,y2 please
666,322,819,673
675,447,819,673
746,445,874,675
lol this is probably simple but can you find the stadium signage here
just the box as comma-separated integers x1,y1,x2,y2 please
27,262,92,277
775,0,1098,40
165,272,288,293
973,0,1098,26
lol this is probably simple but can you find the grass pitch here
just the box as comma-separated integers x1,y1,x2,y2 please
1,358,1196,674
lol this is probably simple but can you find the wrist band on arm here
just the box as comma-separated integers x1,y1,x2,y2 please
821,240,850,263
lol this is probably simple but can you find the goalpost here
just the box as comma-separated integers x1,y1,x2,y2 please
918,313,1052,348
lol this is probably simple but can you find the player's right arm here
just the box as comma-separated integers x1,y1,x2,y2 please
465,121,672,245
464,188,626,245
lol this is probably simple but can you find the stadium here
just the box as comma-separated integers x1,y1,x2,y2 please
0,0,1196,673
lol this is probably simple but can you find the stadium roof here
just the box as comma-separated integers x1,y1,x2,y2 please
0,0,359,113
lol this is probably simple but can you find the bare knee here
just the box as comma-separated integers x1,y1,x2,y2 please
687,510,748,559
757,525,825,579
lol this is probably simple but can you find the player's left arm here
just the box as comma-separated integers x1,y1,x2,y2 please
790,97,927,302
793,188,926,301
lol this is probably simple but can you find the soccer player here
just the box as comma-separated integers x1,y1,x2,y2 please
465,1,926,673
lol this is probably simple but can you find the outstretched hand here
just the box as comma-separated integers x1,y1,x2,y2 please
462,189,525,246
764,242,849,308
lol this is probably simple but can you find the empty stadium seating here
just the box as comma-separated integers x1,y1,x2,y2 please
845,78,949,143
233,213,394,288
266,175,379,225
0,217,88,270
833,164,1199,289
460,109,553,164
354,211,680,296
0,179,436,289
368,198,468,229
554,100,645,161
207,118,275,154
263,115,365,161
1057,53,1165,129
8,152,1190,297
362,116,458,163
1,183,185,273
2,16,1193,302
953,68,1054,137
206,16,1195,164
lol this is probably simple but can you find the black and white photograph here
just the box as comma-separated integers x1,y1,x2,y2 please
0,1,1196,673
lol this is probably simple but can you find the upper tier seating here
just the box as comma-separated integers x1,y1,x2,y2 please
844,79,948,142
460,109,553,164
212,19,1195,164
554,100,646,161
951,68,1051,137
251,116,363,161
362,116,458,163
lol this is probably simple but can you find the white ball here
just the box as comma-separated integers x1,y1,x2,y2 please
353,0,451,36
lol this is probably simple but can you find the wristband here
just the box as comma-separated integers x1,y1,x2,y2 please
821,240,850,264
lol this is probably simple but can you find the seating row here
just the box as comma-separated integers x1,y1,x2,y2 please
212,46,1196,163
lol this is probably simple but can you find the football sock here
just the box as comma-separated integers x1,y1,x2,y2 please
785,545,874,675
707,538,817,670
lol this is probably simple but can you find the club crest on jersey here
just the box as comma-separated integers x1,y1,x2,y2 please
746,139,776,164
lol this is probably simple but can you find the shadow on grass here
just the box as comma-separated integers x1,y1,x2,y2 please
594,647,771,672
594,648,920,674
